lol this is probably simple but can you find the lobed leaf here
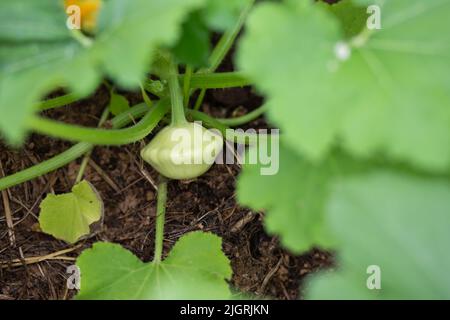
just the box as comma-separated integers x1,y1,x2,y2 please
39,180,103,243
237,0,450,172
76,231,232,299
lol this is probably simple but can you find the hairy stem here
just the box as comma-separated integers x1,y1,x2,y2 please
140,82,153,107
193,90,206,111
27,99,169,145
207,0,255,72
167,59,187,125
187,72,251,89
218,104,267,126
187,109,276,145
183,65,193,107
71,29,93,48
154,176,168,263
193,0,255,110
38,93,80,111
0,143,92,191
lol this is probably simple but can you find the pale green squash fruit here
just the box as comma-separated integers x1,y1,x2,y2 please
141,122,223,180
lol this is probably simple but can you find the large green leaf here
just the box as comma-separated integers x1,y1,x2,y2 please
0,1,69,41
0,1,96,144
93,0,204,86
172,12,211,67
306,171,450,299
237,144,368,253
76,231,232,299
237,0,450,172
0,0,204,144
39,180,103,244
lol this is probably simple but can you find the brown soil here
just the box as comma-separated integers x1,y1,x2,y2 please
0,49,333,301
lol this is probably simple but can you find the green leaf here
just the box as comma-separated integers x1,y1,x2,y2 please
237,1,341,161
352,0,386,6
237,144,368,253
39,180,103,244
0,1,69,41
237,0,450,172
94,0,205,87
0,0,204,144
172,12,211,67
0,1,97,144
172,0,250,67
76,231,232,299
108,92,130,116
306,171,450,299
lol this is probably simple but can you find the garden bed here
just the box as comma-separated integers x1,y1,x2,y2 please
0,63,332,300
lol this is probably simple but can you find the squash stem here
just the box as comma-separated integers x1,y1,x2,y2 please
154,176,168,263
167,59,187,125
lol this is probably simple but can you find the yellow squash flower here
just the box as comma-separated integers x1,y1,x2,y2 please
65,0,102,32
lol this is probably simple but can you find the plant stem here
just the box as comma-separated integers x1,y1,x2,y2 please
167,59,187,125
193,90,206,111
111,104,150,128
218,104,267,126
154,176,168,264
75,152,91,184
139,82,153,107
207,0,255,73
27,99,170,145
193,0,255,110
0,143,92,191
0,103,168,191
75,107,110,184
144,71,252,98
71,29,93,48
186,72,251,89
38,93,80,111
187,109,276,145
183,65,193,107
